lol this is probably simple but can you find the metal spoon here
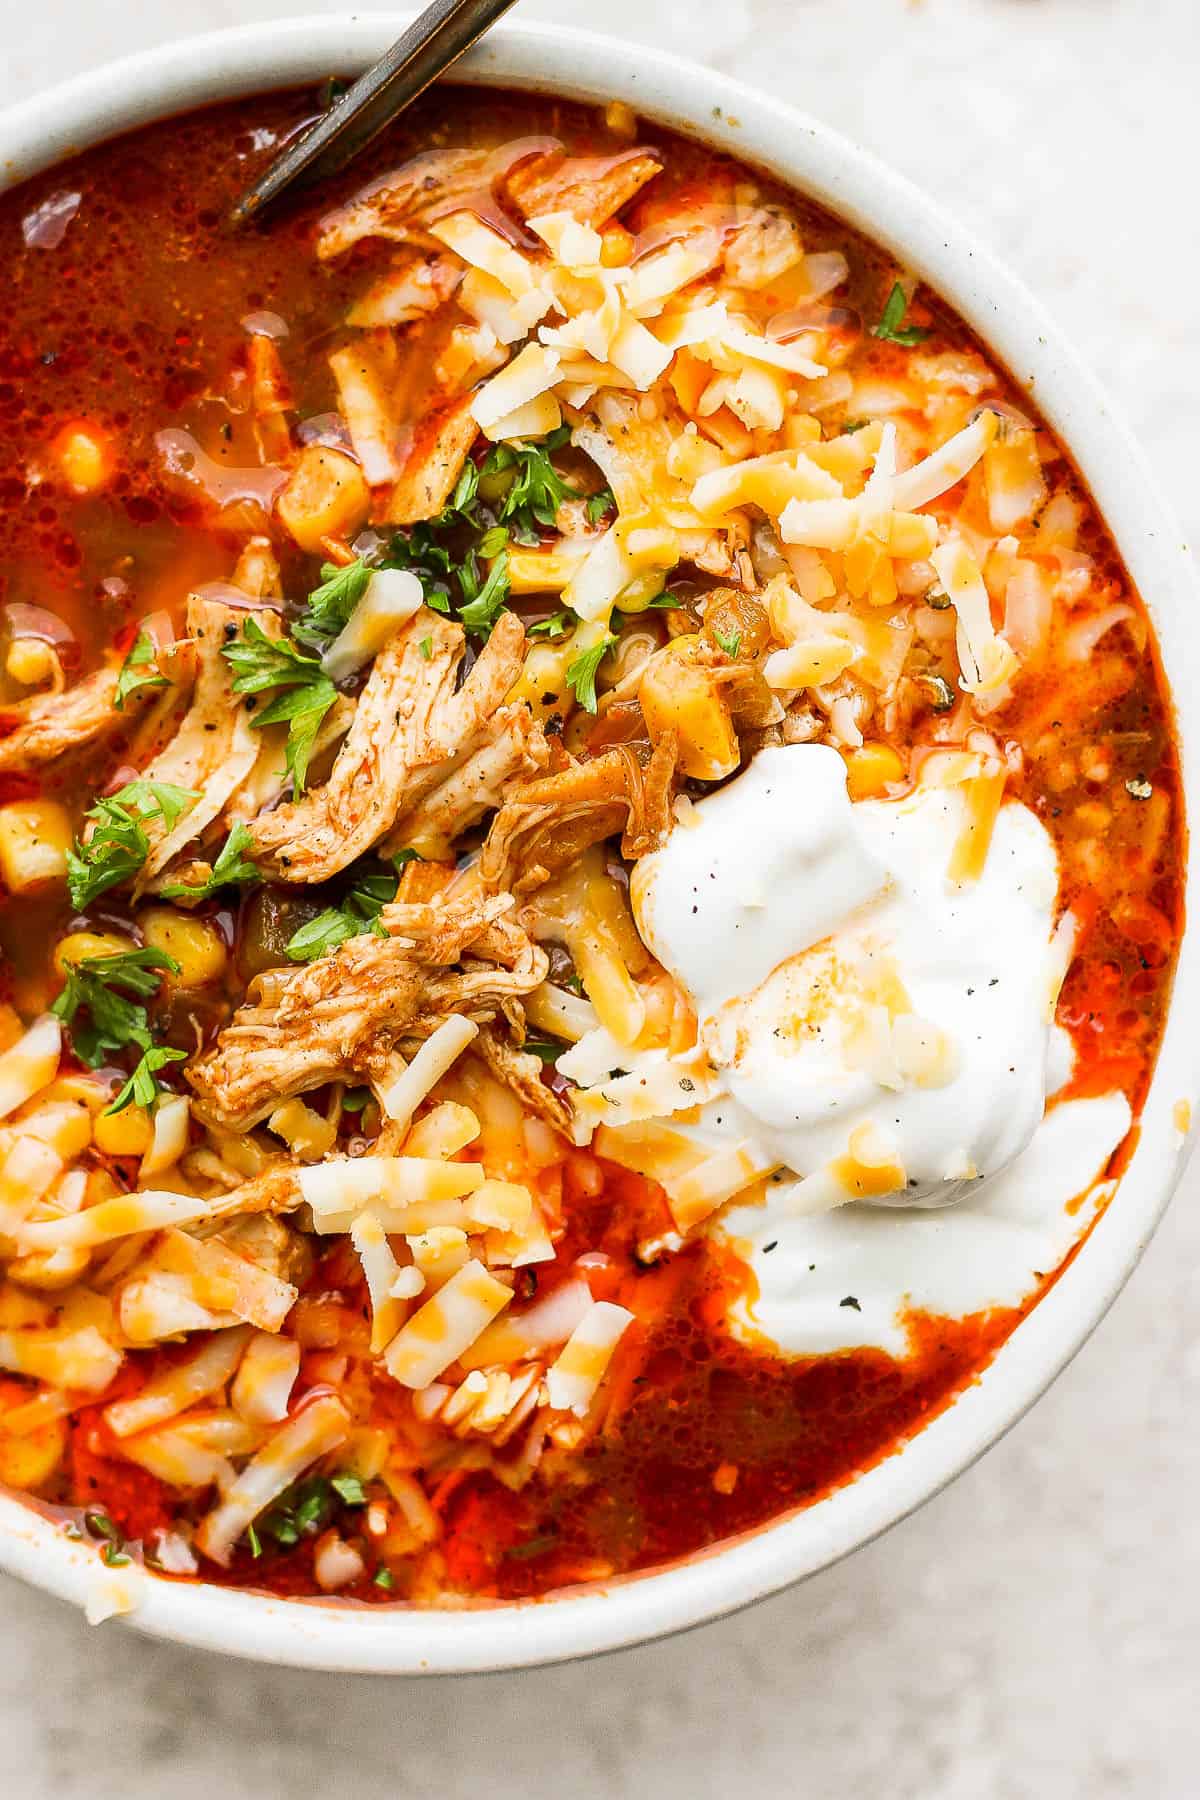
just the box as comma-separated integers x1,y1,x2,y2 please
227,0,522,230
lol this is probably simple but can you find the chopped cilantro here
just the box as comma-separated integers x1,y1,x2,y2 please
292,558,373,651
713,624,742,657
484,425,575,542
505,1532,559,1561
477,524,509,559
566,634,616,714
458,548,511,640
871,282,932,346
373,1567,395,1590
159,822,260,902
527,610,573,639
523,1040,564,1065
285,867,399,963
114,629,168,709
52,945,178,1069
586,486,616,525
222,618,337,795
66,780,198,910
106,1044,187,1116
331,1473,368,1506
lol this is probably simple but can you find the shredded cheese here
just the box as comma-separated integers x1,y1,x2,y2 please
383,1259,513,1390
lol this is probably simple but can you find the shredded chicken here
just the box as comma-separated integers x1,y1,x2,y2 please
0,665,143,773
246,609,528,884
501,150,663,226
135,596,263,889
382,704,549,860
315,141,558,259
476,1024,574,1140
188,893,548,1130
480,737,677,895
348,253,463,329
386,396,480,526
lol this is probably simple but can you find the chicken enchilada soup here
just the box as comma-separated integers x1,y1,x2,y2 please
0,85,1182,1613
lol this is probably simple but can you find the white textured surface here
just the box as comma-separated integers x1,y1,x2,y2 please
3,2,1199,1793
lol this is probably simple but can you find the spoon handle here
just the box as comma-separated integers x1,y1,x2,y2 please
227,0,523,229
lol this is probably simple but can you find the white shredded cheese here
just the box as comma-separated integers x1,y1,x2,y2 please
383,1259,513,1390
320,570,423,683
374,1016,478,1134
545,1301,634,1415
0,1014,60,1119
194,1394,350,1567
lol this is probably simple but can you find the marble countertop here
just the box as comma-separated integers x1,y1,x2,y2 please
3,2,1198,1794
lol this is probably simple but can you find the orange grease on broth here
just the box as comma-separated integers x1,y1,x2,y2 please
0,83,1183,1601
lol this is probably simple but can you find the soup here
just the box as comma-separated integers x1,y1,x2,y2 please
0,82,1181,1615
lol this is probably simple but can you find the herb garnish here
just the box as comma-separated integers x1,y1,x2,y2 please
713,624,742,658
527,610,573,640
586,485,616,525
114,628,168,709
522,1040,565,1066
255,1472,365,1549
505,1532,559,1561
159,822,260,902
66,780,198,911
222,618,337,795
565,634,617,714
52,945,178,1069
871,282,932,346
292,558,373,652
384,428,583,640
107,1044,188,1116
285,867,400,963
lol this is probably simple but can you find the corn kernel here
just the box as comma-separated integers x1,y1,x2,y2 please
93,1104,154,1158
277,446,370,555
0,800,73,893
53,424,114,494
5,638,56,688
138,907,227,988
844,742,904,801
0,1414,66,1489
53,930,137,979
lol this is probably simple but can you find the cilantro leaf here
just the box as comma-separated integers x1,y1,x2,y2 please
253,678,338,795
67,780,199,911
713,624,742,657
114,629,168,710
527,610,573,640
222,617,323,696
52,945,178,1068
222,620,337,796
106,1044,187,1116
285,867,400,963
483,427,576,541
586,486,616,526
293,559,373,651
159,822,260,902
871,282,932,346
331,1473,368,1506
566,634,616,714
458,549,511,640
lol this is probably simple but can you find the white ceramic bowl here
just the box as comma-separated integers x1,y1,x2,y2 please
0,15,1196,1675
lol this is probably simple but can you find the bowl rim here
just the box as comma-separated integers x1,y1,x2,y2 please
0,12,1196,1675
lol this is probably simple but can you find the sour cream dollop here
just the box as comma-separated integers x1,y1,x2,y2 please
632,744,1067,1207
